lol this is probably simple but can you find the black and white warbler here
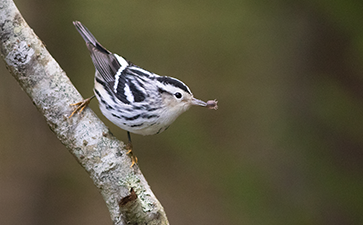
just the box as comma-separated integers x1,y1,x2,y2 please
70,21,218,166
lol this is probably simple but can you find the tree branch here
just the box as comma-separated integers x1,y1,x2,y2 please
0,0,169,224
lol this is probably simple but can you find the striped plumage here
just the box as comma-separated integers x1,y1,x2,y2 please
73,21,214,136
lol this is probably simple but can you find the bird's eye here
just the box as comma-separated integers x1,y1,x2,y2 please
174,92,182,99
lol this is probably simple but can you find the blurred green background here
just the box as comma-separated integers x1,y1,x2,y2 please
1,0,363,224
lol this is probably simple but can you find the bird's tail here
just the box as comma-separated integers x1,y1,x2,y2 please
73,21,111,54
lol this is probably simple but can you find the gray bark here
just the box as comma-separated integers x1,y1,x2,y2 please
0,0,169,224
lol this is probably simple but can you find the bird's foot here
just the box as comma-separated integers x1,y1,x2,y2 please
69,96,95,118
126,142,138,167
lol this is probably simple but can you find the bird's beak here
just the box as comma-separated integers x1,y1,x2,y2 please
191,98,218,110
191,98,207,107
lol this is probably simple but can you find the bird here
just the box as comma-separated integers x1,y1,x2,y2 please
70,21,218,166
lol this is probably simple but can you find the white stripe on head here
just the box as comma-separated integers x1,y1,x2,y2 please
113,54,129,93
124,83,134,102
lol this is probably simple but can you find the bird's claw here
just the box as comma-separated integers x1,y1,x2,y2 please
69,96,95,118
126,142,138,167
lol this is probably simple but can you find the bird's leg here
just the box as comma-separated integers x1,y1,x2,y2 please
126,131,138,167
69,95,95,118
126,131,133,154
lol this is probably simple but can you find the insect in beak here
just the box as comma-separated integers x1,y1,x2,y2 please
191,98,218,110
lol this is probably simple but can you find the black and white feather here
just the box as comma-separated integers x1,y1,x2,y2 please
73,21,210,136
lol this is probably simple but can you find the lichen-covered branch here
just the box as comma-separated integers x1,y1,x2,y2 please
0,0,169,224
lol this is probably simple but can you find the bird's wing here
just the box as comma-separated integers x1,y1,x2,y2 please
74,21,131,103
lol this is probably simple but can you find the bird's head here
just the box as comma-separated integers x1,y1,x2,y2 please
156,76,218,117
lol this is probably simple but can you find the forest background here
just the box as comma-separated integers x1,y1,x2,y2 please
1,0,363,224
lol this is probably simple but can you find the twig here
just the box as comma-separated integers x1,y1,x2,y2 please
0,0,169,224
